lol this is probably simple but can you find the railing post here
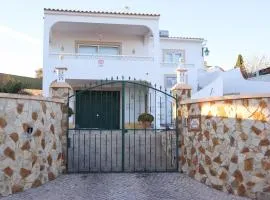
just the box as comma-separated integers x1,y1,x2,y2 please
121,81,125,171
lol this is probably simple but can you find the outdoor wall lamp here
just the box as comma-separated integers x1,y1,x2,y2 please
202,47,210,56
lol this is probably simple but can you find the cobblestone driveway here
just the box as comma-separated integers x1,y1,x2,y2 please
1,173,249,200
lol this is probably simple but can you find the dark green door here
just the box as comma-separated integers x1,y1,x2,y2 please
75,91,120,129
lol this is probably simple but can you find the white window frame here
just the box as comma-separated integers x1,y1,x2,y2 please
162,49,185,64
75,41,122,55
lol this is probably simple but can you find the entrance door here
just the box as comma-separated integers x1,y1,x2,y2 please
75,91,120,129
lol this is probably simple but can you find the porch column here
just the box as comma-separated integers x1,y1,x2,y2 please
152,30,160,68
42,21,51,97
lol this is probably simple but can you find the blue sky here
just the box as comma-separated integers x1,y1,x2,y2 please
0,0,269,77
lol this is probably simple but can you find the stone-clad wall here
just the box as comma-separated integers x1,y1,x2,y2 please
0,93,67,196
179,95,270,198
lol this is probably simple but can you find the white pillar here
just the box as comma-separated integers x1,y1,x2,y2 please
176,68,188,84
42,20,51,96
54,67,67,83
153,31,160,68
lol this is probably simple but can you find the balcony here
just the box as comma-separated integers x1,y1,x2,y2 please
48,53,155,80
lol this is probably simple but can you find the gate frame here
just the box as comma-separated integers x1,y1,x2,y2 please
66,79,179,173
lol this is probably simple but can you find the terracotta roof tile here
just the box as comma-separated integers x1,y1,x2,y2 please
44,8,160,17
161,36,204,41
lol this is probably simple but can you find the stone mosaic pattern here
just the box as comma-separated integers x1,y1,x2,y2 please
172,87,191,171
0,94,67,196
179,97,270,198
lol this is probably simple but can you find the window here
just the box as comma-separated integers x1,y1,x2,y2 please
163,50,184,63
78,45,97,54
164,75,177,88
77,43,120,55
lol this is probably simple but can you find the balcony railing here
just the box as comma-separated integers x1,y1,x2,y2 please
49,52,154,62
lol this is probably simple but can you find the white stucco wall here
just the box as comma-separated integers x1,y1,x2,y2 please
192,77,223,99
193,68,270,99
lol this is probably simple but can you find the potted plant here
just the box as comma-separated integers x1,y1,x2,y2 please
68,107,74,117
138,113,154,129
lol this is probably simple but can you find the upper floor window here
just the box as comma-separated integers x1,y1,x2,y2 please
163,49,185,63
77,43,120,55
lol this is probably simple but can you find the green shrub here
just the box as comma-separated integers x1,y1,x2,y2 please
0,80,25,94
138,113,154,123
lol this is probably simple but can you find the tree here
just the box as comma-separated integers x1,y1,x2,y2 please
35,68,43,79
235,54,244,69
245,55,270,73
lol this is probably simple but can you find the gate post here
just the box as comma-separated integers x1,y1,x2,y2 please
171,68,192,172
49,81,73,173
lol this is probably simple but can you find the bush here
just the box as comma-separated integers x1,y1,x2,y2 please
138,113,154,123
0,80,25,94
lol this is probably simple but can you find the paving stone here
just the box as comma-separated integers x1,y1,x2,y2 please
1,173,249,200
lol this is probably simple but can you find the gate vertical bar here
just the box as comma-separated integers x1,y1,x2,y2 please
66,90,69,173
175,94,179,171
165,89,168,171
121,81,125,171
154,86,157,171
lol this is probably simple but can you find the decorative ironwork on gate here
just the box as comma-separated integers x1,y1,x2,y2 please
66,77,179,173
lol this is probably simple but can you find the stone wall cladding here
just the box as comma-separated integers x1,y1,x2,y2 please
179,96,270,199
0,93,67,196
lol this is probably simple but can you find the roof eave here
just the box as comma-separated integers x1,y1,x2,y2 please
160,37,205,42
44,8,160,18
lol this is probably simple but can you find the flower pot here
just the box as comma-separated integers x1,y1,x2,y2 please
141,121,151,129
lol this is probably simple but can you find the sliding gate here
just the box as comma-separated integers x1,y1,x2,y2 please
67,79,179,173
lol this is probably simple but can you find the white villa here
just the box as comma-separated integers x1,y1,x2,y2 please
43,8,206,129
43,8,205,96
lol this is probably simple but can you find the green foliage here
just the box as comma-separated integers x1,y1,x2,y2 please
138,113,154,123
235,54,244,68
0,80,25,93
0,73,42,89
68,107,74,117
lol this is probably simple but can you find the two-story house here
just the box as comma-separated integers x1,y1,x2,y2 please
43,8,205,129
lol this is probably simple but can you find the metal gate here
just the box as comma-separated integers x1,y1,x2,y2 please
67,79,179,173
